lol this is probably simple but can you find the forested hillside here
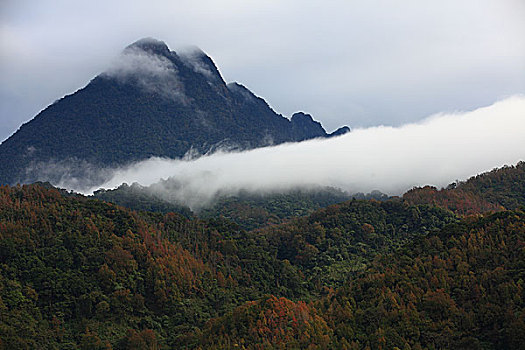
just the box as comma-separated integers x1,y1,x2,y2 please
93,184,356,230
404,161,524,215
198,189,388,231
1,176,523,349
317,209,525,349
0,184,316,348
197,209,524,349
93,183,194,218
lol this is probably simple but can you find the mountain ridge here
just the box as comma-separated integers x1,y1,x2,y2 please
0,38,350,186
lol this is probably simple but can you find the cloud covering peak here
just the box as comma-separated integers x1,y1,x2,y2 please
103,43,187,102
126,37,170,54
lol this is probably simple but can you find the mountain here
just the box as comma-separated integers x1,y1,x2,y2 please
93,184,353,228
0,38,349,186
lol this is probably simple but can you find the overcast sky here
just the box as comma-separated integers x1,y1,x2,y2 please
1,0,524,142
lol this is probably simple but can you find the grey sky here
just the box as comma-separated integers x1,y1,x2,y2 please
1,0,524,142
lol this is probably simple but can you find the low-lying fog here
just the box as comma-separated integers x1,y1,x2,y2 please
60,96,524,209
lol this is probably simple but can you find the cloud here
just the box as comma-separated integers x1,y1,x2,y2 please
179,47,215,79
103,46,187,103
58,96,525,210
27,158,115,190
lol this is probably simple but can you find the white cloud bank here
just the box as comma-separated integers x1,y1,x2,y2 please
74,96,525,209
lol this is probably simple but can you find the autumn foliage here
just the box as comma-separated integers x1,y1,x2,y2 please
404,161,524,215
0,161,524,349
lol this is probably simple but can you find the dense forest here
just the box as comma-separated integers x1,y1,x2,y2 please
93,184,365,230
1,162,524,349
197,209,524,349
404,161,524,215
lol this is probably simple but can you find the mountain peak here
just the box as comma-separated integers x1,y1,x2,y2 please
0,38,350,186
291,112,315,123
290,112,327,141
126,37,171,56
329,126,351,137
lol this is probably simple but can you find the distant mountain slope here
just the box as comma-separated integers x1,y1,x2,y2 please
0,38,349,185
198,188,353,230
92,181,393,231
92,162,524,229
93,183,355,229
404,161,525,215
93,182,194,218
